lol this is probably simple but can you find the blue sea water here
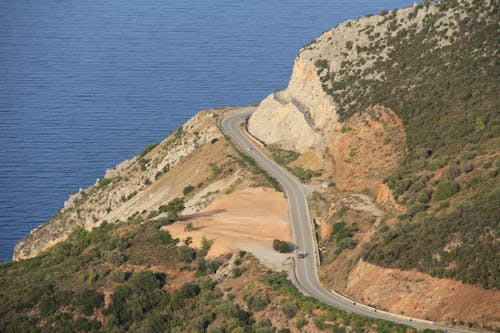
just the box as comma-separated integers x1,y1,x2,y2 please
0,0,413,261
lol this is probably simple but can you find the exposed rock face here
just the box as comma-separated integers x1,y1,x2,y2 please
248,94,320,151
248,46,339,151
249,2,450,153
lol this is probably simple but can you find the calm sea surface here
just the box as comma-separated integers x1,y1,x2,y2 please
0,0,413,261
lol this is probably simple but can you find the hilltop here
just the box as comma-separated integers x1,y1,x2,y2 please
249,0,499,328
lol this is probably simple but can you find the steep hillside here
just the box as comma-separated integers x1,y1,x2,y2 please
1,204,430,332
249,0,499,329
13,107,283,261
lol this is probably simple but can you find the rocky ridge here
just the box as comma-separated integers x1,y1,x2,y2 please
13,108,256,261
248,1,454,152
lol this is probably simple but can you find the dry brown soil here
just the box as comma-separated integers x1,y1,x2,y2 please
164,187,293,270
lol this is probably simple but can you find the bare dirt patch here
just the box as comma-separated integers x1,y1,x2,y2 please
164,188,293,271
346,260,500,328
329,106,406,194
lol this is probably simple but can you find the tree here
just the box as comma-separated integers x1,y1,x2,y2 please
273,239,291,253
159,198,185,218
105,285,132,326
183,185,195,196
76,289,104,316
199,236,212,257
176,245,196,263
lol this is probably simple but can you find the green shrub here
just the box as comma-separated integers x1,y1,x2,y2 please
183,185,195,196
340,126,352,133
138,142,159,158
433,180,459,201
273,239,291,253
444,165,461,180
149,229,175,245
173,126,184,142
159,197,185,217
407,202,428,216
314,59,329,69
463,164,474,173
109,270,130,283
296,317,308,329
282,302,298,318
269,146,300,165
171,282,200,310
102,250,126,265
98,178,113,188
210,163,221,175
418,189,433,203
231,267,246,278
176,245,196,263
105,285,132,326
76,289,104,316
206,258,223,274
288,167,313,182
243,291,268,311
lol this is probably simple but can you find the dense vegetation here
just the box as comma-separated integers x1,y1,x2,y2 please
315,0,499,288
0,201,435,332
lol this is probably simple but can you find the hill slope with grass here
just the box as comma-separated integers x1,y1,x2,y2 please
2,202,430,332
249,0,498,329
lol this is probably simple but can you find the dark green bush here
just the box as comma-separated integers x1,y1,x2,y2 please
138,142,159,158
76,289,104,316
244,291,268,311
171,282,200,310
183,185,195,196
282,302,298,318
176,245,196,263
159,198,185,217
272,239,291,253
433,180,459,201
231,267,246,278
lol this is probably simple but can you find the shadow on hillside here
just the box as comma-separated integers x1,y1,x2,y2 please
181,209,226,221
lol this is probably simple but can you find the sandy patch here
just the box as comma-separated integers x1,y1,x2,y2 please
164,187,292,270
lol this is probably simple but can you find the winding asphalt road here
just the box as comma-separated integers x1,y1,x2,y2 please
222,109,472,333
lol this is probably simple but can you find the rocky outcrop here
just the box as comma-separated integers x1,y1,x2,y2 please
248,2,455,153
13,109,234,261
247,93,320,151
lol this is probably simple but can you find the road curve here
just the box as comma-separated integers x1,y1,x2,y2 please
221,109,472,333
